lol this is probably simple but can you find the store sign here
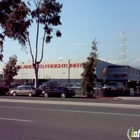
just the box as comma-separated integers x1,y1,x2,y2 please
114,74,126,77
17,63,83,69
103,67,107,77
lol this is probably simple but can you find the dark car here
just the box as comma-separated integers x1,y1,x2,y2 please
39,81,59,90
71,83,81,90
42,86,76,98
10,85,42,97
0,86,9,95
10,83,21,88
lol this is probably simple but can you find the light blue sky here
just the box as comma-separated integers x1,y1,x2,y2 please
1,0,140,68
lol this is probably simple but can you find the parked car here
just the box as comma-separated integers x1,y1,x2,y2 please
22,82,34,86
60,84,73,89
9,83,21,90
102,82,124,90
42,86,76,98
0,85,9,95
71,83,81,90
39,81,59,90
10,83,21,88
10,85,42,97
130,86,140,96
93,82,103,90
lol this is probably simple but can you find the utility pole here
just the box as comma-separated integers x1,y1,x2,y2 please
68,59,71,84
21,62,24,80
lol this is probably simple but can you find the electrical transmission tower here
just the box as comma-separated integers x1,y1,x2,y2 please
120,31,127,65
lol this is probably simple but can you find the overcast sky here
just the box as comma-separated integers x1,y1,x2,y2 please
1,0,140,68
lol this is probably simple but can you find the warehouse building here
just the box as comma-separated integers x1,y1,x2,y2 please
12,59,111,84
0,59,140,85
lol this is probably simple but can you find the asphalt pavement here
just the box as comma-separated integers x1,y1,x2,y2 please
0,95,139,140
0,100,140,140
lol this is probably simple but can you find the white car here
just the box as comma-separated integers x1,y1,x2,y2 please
71,83,81,90
10,85,42,97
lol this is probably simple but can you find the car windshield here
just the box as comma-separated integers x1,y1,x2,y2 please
31,87,36,90
107,83,116,86
61,87,68,90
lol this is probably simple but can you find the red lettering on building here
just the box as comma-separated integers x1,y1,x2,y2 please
80,63,83,67
73,63,81,68
28,65,32,69
17,63,83,69
71,63,82,68
50,64,52,68
68,64,73,68
45,64,48,68
53,64,57,68
24,65,28,69
57,64,61,68
16,65,21,69
39,64,44,69
61,64,67,68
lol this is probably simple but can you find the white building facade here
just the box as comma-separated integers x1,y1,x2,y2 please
15,60,83,80
13,59,111,84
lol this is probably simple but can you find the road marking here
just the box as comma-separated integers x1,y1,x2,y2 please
0,105,140,117
0,99,140,109
0,117,33,122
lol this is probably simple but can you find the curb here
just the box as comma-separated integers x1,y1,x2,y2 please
75,94,115,100
114,97,140,101
114,97,123,100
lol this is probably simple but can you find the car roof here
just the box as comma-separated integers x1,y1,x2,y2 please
18,85,34,88
58,86,68,89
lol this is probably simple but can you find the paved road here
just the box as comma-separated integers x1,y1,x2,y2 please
0,96,140,140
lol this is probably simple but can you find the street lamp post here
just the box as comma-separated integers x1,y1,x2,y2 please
2,62,6,78
59,58,71,85
68,59,71,85
21,62,24,80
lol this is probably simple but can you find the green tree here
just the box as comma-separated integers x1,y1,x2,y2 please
0,0,62,87
3,55,19,86
81,39,98,96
